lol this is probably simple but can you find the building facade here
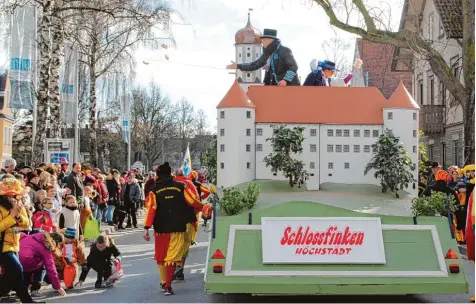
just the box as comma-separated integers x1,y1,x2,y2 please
0,72,14,167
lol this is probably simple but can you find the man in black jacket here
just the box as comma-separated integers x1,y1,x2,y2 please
226,29,300,86
66,162,84,199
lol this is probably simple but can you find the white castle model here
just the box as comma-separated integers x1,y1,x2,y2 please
216,17,419,197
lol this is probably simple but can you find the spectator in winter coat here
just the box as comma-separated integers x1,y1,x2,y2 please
32,197,57,233
105,172,121,226
66,163,84,199
19,232,66,297
59,196,83,240
76,235,121,288
144,172,156,198
120,175,141,228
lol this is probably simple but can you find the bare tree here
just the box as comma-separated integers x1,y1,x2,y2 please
175,98,196,156
312,0,475,163
321,34,353,78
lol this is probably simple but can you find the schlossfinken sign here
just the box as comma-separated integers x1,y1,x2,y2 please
261,217,386,264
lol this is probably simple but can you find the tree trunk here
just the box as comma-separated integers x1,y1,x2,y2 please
89,67,98,166
33,0,53,164
48,0,64,138
464,89,475,164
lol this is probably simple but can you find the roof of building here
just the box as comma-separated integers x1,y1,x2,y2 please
246,86,388,125
235,13,261,44
216,80,256,109
386,80,420,109
434,0,463,38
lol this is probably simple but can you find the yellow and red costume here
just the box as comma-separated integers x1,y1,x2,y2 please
144,163,203,291
466,191,475,302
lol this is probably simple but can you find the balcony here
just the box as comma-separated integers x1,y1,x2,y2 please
421,105,445,134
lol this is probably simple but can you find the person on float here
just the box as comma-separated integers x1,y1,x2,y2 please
143,162,204,296
172,168,200,281
226,29,300,86
303,58,362,86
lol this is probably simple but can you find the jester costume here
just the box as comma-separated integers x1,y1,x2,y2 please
144,162,203,295
466,191,475,303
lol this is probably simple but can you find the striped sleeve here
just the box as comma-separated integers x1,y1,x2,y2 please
184,184,204,210
283,70,297,82
144,192,157,229
200,184,211,200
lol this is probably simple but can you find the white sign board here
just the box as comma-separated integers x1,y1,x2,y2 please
261,217,386,264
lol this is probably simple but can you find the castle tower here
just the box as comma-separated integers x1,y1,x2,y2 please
216,80,256,188
234,10,263,92
383,80,420,197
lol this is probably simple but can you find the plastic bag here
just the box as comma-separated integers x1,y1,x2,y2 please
63,263,77,288
105,259,124,287
83,217,100,240
201,204,213,221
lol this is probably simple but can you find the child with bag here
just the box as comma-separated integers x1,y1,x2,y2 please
76,235,122,288
54,227,86,289
80,186,93,231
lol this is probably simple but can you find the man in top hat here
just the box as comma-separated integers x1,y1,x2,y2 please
226,29,300,86
143,162,204,295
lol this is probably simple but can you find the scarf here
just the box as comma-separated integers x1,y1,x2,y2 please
263,39,281,57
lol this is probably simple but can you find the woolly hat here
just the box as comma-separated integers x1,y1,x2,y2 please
60,157,69,165
64,227,77,239
318,60,336,71
84,174,96,185
157,162,171,177
26,172,38,182
435,170,448,182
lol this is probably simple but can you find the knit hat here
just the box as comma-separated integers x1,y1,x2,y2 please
157,162,171,177
64,227,77,239
26,172,38,182
435,170,448,182
60,157,69,165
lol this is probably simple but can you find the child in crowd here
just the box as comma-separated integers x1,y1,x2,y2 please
46,185,62,224
32,197,57,233
54,227,86,289
76,235,121,288
80,186,94,231
59,195,82,240
34,189,47,213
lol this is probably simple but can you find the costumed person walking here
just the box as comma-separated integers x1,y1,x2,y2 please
143,162,204,295
303,59,362,86
465,191,475,302
226,29,300,86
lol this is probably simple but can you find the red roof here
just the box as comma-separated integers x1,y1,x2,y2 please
216,80,255,109
386,81,419,109
246,86,387,125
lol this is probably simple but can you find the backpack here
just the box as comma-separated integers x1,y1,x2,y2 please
201,204,213,221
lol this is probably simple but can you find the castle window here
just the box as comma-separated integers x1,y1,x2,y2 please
372,145,377,153
413,112,417,120
220,144,225,152
327,129,333,137
256,144,263,151
247,47,250,51
247,52,250,57
344,162,350,169
310,144,317,152
354,130,360,137
413,145,417,153
246,162,251,169
246,144,251,152
327,145,333,153
220,129,225,136
246,129,251,136
344,145,350,152
328,162,334,169
310,162,315,169
388,112,393,120
336,145,342,152
239,53,242,58
310,129,316,137
247,73,251,77
364,145,370,153
354,145,360,153
336,129,342,137
413,130,417,137
246,111,251,119
373,130,379,137
256,128,263,136
220,162,224,169
220,111,225,119
344,130,350,137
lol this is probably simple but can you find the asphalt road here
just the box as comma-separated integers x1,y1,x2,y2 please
34,227,474,303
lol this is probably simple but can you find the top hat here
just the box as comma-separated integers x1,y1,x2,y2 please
260,29,278,39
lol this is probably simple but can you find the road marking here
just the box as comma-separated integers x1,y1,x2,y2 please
190,268,205,274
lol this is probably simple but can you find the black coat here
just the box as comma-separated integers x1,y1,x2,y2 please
303,70,327,86
423,181,459,204
237,40,300,86
65,173,84,199
79,240,121,281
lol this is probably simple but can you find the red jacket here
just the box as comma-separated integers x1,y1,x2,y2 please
174,176,201,212
32,211,56,233
94,181,109,205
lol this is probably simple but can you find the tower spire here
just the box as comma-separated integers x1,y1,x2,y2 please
247,8,253,24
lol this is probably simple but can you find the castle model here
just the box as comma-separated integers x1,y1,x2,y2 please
216,15,419,197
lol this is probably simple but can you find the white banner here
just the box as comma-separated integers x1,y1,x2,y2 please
261,217,386,264
9,6,37,110
60,42,78,123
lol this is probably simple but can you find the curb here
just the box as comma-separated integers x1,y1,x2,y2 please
458,244,467,257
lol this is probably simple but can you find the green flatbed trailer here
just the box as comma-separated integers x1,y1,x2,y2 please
204,201,468,296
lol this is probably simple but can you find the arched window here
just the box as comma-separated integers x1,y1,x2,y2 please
247,53,250,57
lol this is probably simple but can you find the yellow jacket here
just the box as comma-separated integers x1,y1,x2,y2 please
0,204,30,253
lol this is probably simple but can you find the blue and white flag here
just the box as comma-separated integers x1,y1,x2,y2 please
181,143,192,176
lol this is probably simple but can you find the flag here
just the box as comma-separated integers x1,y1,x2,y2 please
60,42,78,123
9,6,37,110
181,143,192,176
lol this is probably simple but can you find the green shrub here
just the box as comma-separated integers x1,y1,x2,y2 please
218,187,245,215
411,191,456,217
242,182,261,210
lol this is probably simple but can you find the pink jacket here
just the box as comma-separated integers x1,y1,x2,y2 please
19,233,61,290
